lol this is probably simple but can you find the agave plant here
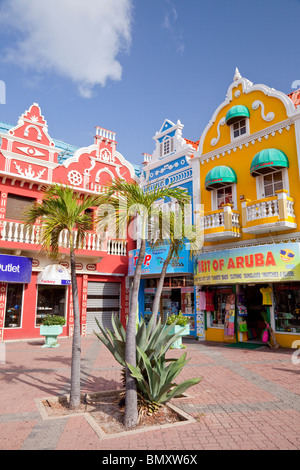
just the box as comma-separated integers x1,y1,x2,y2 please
94,313,201,409
127,347,202,405
94,312,183,373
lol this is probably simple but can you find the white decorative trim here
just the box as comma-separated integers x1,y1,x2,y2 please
95,167,115,183
1,149,59,170
210,117,226,147
13,161,46,179
252,100,275,122
62,144,96,168
196,74,299,158
0,133,61,154
144,147,194,172
201,233,300,253
198,119,295,164
154,162,179,175
68,170,83,186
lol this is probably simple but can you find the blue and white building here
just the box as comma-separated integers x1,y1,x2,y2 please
128,119,202,337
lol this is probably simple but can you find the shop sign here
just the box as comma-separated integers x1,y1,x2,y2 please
128,246,193,276
194,243,300,285
0,254,32,283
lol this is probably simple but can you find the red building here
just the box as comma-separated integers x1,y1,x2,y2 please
0,103,138,342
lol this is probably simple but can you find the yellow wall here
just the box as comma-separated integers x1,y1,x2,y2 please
197,77,300,348
199,83,300,246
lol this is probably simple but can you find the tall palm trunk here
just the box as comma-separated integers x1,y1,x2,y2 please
151,245,173,328
124,237,146,428
69,245,81,409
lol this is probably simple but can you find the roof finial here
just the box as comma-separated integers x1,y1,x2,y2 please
233,67,241,81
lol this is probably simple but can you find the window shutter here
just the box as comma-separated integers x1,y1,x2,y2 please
5,194,35,221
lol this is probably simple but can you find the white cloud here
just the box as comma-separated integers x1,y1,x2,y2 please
162,0,184,54
0,0,133,97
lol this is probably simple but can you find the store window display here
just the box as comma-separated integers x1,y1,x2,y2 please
36,286,66,326
206,287,234,328
4,284,23,328
274,283,300,333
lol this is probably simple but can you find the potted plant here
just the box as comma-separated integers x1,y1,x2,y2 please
166,311,190,349
40,315,66,348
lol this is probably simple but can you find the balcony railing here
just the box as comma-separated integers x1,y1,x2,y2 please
200,204,241,242
242,190,297,234
0,221,127,256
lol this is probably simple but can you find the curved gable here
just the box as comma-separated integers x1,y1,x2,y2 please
197,69,298,157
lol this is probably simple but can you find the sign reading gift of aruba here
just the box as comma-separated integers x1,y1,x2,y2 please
0,254,32,283
194,243,300,285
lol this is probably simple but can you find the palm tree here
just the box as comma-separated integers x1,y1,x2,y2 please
149,210,186,326
24,184,102,409
97,178,190,428
149,208,202,326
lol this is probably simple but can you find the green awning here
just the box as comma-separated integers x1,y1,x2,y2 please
250,149,289,176
225,105,250,125
205,166,237,190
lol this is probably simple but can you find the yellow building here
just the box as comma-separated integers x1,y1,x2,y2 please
192,68,300,348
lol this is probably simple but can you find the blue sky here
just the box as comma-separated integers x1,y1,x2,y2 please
0,0,299,167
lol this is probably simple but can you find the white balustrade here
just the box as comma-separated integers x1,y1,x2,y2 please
1,220,128,256
0,222,106,252
287,199,295,217
201,211,224,230
246,199,279,221
106,239,127,256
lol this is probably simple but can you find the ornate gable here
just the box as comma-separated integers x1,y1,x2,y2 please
151,119,194,163
53,126,137,191
0,103,61,181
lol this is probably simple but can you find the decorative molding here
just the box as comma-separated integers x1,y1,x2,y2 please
67,170,83,186
13,161,46,179
95,167,115,183
1,149,59,169
154,161,179,176
196,72,299,157
210,117,226,147
198,119,294,165
0,133,62,154
252,100,275,122
201,233,300,253
144,168,193,192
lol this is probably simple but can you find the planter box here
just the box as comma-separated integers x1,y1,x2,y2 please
40,325,63,348
167,324,190,349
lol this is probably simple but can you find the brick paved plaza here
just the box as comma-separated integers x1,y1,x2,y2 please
0,336,300,451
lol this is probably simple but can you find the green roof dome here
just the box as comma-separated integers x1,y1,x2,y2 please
250,149,289,175
225,105,250,125
205,166,237,190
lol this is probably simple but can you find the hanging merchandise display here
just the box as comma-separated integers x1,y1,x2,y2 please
199,289,206,310
260,286,272,305
205,289,214,311
224,293,236,342
237,305,248,317
239,320,248,333
262,324,270,343
195,286,205,340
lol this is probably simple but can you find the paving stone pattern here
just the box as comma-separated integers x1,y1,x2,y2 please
0,336,300,450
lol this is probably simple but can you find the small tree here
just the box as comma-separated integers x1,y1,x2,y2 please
24,184,101,408
150,207,202,326
97,179,190,428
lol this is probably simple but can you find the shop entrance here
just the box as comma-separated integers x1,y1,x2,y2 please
86,282,120,334
241,285,268,342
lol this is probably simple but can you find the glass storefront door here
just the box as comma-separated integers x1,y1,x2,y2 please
36,285,67,326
